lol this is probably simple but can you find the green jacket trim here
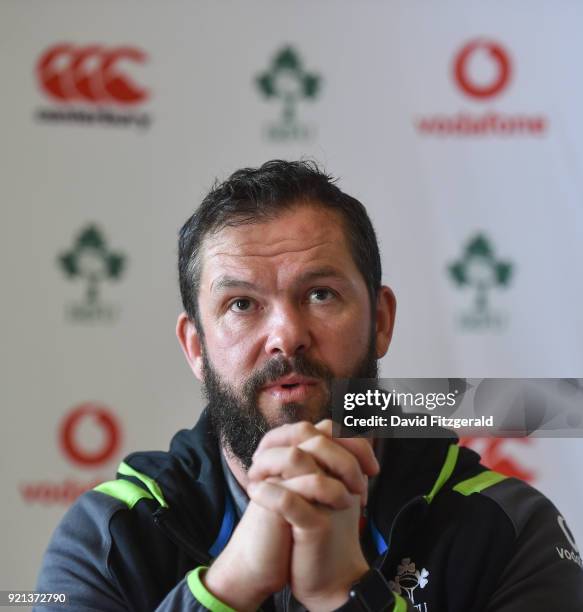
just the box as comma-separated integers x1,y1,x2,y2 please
187,566,237,612
424,443,460,504
94,480,154,509
393,593,409,611
453,470,508,496
118,461,169,508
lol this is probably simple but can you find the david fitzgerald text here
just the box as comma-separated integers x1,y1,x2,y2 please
343,414,494,429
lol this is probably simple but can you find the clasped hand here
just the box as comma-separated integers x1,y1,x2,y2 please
204,420,380,612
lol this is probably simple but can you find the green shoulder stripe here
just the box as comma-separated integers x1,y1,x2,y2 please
94,479,153,509
453,470,507,496
117,461,169,508
424,443,459,504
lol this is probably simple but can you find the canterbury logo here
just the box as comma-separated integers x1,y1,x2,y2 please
37,43,148,105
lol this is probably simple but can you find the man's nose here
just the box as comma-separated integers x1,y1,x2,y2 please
264,304,312,358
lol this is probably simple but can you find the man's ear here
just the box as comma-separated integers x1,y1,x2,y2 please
176,312,204,381
374,286,397,359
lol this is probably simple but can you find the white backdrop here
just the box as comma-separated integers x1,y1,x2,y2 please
1,0,582,593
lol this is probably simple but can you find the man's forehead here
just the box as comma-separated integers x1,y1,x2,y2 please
195,205,361,297
202,205,349,263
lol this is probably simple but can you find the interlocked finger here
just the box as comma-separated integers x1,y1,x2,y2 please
296,434,367,496
247,480,326,531
248,446,322,482
255,420,379,478
314,420,379,477
273,473,355,510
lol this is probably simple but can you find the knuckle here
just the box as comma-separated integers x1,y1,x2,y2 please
347,453,361,476
358,439,375,459
327,479,347,503
311,473,328,490
311,433,328,451
278,490,295,514
261,428,276,441
296,421,315,438
249,457,267,476
287,446,303,464
256,433,272,450
247,481,263,499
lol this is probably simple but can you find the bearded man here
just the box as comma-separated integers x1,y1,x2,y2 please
36,160,583,611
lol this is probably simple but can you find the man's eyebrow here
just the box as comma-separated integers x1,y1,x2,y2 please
210,276,259,293
297,266,348,284
210,267,348,294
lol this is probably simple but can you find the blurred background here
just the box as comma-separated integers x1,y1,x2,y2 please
2,0,583,593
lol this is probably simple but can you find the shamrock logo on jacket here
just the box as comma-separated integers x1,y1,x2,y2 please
389,557,430,604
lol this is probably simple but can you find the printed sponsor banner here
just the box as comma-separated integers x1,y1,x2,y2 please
2,0,582,594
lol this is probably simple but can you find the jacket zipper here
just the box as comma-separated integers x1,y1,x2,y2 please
379,495,426,570
153,507,211,567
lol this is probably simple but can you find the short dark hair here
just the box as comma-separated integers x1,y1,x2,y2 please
178,159,382,330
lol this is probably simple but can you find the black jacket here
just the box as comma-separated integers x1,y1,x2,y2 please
36,409,583,611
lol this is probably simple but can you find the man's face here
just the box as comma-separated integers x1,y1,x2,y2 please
193,204,381,467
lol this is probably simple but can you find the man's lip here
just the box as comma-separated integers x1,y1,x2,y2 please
263,375,319,389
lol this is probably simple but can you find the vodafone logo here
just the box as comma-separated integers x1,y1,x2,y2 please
453,39,511,100
59,403,122,467
37,43,148,105
415,36,548,137
18,402,123,506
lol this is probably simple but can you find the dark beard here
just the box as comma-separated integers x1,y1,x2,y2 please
202,337,378,471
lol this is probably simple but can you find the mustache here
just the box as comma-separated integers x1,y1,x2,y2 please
241,354,334,399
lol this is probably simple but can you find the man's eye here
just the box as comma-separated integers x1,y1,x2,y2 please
308,288,335,303
229,298,254,313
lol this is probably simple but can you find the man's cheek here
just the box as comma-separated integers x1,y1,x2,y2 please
330,333,369,375
206,340,254,376
210,326,248,350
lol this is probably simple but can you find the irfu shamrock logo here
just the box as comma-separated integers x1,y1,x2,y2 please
389,557,430,604
256,46,321,139
58,225,126,321
448,233,512,314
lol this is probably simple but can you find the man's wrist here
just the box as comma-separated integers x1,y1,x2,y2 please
333,567,396,612
300,562,370,612
203,562,268,612
188,567,237,612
